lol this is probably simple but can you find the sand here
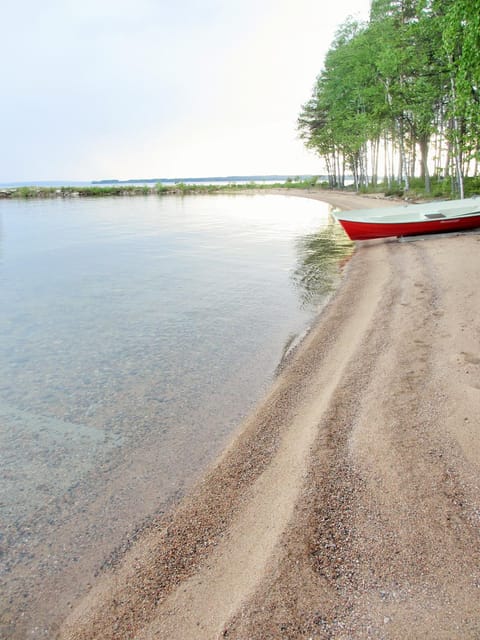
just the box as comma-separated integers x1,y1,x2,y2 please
58,191,480,639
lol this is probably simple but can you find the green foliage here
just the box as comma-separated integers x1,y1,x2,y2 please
17,186,35,198
431,179,452,198
298,0,480,195
464,177,480,197
7,179,325,201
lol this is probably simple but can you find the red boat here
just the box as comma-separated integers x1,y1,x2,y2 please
335,197,480,241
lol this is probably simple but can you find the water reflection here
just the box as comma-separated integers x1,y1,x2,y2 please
293,212,353,307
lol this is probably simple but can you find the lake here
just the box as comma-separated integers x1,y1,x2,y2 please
0,193,352,637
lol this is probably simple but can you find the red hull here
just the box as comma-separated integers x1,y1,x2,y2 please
338,214,480,240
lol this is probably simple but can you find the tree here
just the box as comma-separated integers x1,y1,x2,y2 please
441,0,480,196
298,0,479,196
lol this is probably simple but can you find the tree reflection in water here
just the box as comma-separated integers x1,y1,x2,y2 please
293,213,353,308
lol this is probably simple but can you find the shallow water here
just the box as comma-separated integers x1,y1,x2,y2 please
0,193,352,636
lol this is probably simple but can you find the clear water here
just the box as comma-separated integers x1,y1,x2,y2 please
0,193,352,636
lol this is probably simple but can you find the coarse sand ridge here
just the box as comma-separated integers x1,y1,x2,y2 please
58,191,480,639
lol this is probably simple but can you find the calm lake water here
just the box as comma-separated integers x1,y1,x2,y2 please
0,193,352,637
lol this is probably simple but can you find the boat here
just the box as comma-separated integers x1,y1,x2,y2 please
334,197,480,241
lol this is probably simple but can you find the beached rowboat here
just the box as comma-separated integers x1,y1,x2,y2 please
335,197,480,241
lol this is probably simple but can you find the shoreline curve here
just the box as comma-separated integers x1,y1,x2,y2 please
58,192,480,639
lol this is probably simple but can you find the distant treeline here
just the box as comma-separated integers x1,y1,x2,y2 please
0,178,323,199
298,0,480,197
92,175,321,184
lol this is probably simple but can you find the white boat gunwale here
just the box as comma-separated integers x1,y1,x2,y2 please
335,196,480,225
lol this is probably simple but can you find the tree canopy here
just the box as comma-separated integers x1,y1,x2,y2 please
298,0,480,196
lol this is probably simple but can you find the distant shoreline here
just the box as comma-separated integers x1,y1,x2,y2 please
91,174,322,185
2,181,470,203
0,179,325,199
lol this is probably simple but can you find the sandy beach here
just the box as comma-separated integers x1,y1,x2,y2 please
57,190,480,639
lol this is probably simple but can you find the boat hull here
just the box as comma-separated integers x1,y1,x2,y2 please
338,213,480,241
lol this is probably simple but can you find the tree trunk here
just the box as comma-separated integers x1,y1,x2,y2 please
372,137,380,187
398,118,409,191
419,135,430,193
336,152,342,189
449,74,464,198
384,134,391,188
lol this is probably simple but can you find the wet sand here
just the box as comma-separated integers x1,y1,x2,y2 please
54,191,480,638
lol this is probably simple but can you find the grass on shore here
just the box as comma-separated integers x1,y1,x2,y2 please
358,176,480,199
0,178,321,199
1,176,479,200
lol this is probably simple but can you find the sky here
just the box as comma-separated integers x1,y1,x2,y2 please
1,0,371,182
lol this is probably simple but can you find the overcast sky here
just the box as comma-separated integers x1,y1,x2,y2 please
1,0,371,182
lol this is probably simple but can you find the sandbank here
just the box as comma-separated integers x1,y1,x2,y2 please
53,191,480,638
